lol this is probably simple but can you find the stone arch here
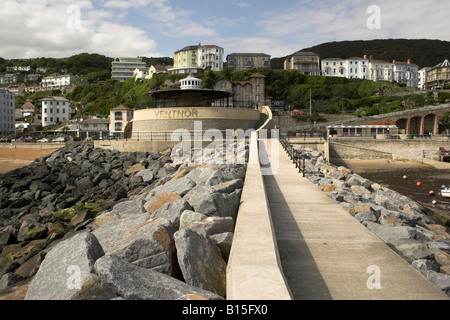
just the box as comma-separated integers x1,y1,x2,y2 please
409,116,422,135
423,114,436,135
396,118,408,134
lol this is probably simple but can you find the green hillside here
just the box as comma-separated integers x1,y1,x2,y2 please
271,39,450,69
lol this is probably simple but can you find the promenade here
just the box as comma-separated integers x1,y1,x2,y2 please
261,139,448,300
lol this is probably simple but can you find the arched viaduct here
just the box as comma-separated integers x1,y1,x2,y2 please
294,104,450,136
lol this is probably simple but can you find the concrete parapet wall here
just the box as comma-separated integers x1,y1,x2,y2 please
330,139,450,161
226,132,292,300
0,143,66,150
330,141,393,160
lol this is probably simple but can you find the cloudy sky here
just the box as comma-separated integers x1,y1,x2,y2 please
0,0,449,60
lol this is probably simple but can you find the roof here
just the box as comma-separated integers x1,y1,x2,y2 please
249,73,266,78
81,118,110,124
227,53,271,57
41,96,69,102
174,45,199,54
21,100,37,110
322,58,346,61
111,105,134,111
291,51,319,56
432,59,450,69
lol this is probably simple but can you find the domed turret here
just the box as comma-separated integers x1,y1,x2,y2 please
180,74,202,90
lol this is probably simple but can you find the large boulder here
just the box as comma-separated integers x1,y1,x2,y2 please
151,199,193,230
174,228,226,297
94,254,223,300
25,232,104,300
93,215,177,276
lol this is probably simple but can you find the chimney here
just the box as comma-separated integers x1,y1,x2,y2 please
363,55,367,59
407,59,411,64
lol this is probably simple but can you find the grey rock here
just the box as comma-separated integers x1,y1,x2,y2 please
135,169,155,182
179,210,208,230
212,179,244,194
412,259,440,275
25,232,105,300
108,218,177,276
149,177,196,198
355,211,377,222
151,199,193,231
363,222,416,243
174,228,227,297
210,232,233,262
109,198,147,219
378,210,421,227
94,254,223,300
389,239,434,262
93,214,152,253
191,216,235,236
423,270,450,295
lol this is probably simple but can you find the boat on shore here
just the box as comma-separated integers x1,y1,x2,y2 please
440,185,450,198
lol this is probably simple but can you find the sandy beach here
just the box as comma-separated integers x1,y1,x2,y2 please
0,147,59,174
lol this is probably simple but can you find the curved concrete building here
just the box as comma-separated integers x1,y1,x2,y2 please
131,74,261,139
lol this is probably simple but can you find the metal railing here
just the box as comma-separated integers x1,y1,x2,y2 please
280,136,306,177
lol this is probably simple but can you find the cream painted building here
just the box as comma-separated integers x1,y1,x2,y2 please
284,51,321,75
41,74,76,91
321,58,346,77
112,58,147,82
169,43,224,74
110,105,134,137
227,53,271,72
369,60,393,82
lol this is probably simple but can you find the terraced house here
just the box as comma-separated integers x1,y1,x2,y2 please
226,53,271,72
426,59,450,88
284,51,321,76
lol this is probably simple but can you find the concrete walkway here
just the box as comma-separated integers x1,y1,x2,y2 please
261,139,449,300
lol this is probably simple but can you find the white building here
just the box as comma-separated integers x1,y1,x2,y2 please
41,96,72,127
418,67,431,90
198,44,224,72
321,58,347,77
0,89,16,133
393,60,419,88
346,57,370,79
111,58,147,82
41,74,76,91
110,105,134,137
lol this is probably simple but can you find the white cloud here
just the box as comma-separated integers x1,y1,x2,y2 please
256,0,450,55
0,0,161,58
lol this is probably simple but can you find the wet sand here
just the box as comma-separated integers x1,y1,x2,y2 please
0,147,59,174
332,159,450,222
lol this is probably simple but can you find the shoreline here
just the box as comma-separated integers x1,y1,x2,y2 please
331,159,450,222
0,147,60,174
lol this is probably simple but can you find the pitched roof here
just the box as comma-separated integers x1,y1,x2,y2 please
249,73,266,78
111,105,134,111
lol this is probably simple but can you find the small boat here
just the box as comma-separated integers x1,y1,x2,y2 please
439,185,450,198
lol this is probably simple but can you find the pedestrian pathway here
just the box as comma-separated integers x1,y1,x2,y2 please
260,138,448,300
